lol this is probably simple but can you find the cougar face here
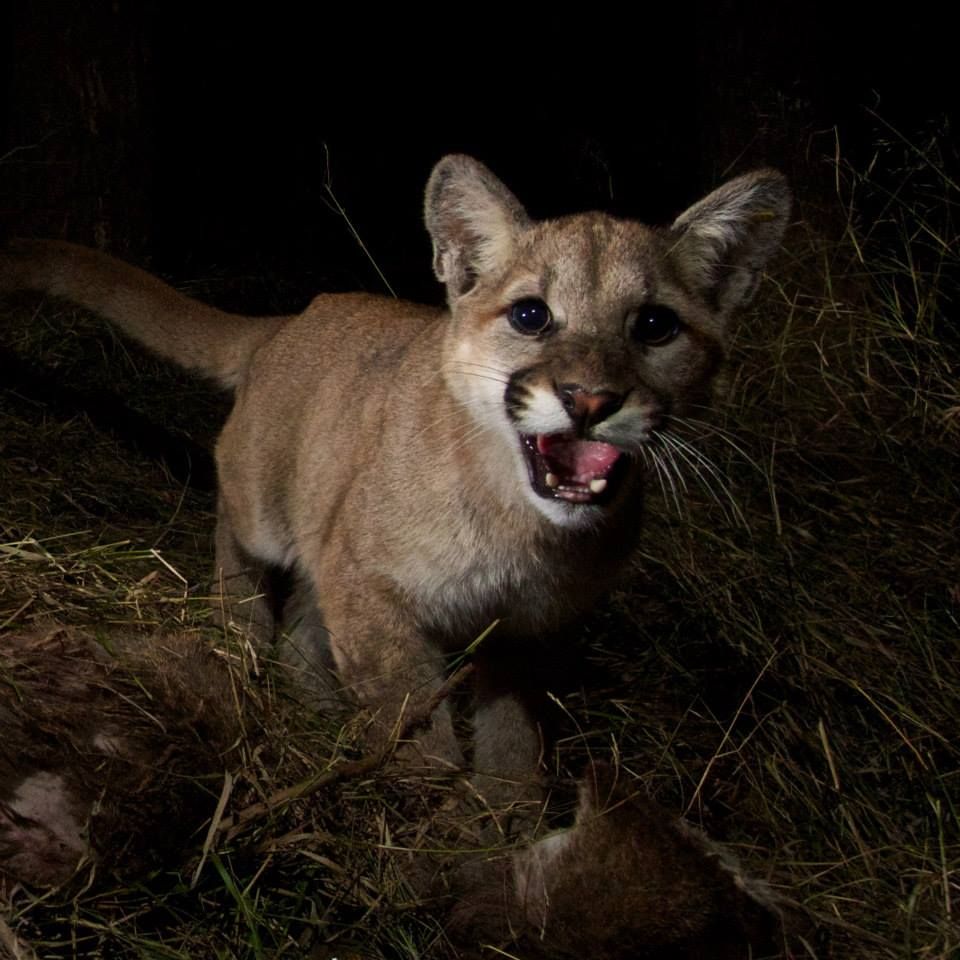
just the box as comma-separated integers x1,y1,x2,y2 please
441,212,725,528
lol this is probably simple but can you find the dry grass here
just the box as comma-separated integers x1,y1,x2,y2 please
1,127,957,958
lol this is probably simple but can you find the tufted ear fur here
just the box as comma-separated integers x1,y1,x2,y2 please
667,169,791,314
424,154,531,301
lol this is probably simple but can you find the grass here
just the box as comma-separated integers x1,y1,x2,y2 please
1,126,958,958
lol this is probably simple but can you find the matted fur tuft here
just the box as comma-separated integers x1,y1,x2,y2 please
0,625,243,889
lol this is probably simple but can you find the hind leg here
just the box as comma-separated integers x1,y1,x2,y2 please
275,576,352,715
211,499,278,647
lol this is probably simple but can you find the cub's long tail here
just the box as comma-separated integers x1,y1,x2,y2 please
0,239,287,389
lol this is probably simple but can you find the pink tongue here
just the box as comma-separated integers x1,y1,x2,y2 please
537,435,622,481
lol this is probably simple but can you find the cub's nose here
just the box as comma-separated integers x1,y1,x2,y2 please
557,384,625,431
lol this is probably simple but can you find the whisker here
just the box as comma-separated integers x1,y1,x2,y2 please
671,415,765,474
447,422,495,454
660,431,723,488
443,360,511,385
653,433,691,495
657,430,746,526
641,446,673,513
407,399,503,445
443,359,512,376
448,371,511,386
419,360,510,392
646,441,683,515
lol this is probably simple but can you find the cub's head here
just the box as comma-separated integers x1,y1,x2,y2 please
425,155,790,528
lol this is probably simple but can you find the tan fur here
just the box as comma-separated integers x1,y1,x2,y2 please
0,157,790,813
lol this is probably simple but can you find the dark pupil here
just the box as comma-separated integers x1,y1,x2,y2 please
510,298,551,334
636,306,680,344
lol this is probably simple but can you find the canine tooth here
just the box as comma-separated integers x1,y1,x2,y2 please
589,477,608,494
545,472,560,488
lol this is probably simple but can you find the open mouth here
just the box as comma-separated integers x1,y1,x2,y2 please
520,433,627,505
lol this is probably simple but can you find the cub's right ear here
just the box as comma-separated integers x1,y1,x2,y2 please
424,155,531,301
667,169,791,315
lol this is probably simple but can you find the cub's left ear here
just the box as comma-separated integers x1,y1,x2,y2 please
667,169,791,314
424,154,531,302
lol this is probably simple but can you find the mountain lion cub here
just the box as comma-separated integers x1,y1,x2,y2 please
1,156,790,813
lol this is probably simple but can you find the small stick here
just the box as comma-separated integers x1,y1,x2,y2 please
218,662,475,842
0,912,39,960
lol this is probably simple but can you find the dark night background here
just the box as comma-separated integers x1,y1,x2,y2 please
0,7,958,957
1,2,955,314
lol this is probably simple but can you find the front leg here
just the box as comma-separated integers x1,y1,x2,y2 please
319,577,466,773
470,645,549,835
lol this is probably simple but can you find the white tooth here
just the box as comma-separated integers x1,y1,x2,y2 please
545,472,560,488
589,477,608,494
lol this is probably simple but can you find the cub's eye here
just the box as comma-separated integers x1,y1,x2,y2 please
508,298,553,336
630,304,681,346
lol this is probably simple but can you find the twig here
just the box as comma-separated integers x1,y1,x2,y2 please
0,913,38,960
217,662,475,842
322,144,397,298
684,652,776,817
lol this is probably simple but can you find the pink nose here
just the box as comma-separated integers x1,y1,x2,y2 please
558,385,624,429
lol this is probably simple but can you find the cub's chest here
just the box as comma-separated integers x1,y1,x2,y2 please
399,525,621,641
